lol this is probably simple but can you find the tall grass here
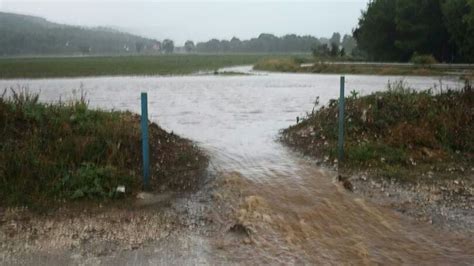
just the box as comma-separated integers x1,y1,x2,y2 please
283,81,473,178
0,87,207,208
253,58,455,76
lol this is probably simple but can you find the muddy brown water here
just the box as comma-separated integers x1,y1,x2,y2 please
1,67,472,264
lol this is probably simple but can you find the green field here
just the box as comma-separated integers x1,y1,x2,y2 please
0,54,307,79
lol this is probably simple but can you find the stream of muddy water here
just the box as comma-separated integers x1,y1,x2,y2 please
1,67,473,264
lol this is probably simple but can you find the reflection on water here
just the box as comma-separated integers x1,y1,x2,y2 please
1,70,472,263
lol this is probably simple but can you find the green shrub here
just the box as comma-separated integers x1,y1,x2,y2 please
410,53,438,65
253,58,300,72
58,163,132,200
347,143,407,165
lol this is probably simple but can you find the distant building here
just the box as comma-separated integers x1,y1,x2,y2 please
152,41,161,52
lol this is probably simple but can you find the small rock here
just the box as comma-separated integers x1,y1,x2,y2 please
337,175,353,192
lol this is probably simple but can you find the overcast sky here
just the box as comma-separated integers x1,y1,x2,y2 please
0,0,369,45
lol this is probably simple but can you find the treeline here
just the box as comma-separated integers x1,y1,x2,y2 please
1,11,359,57
0,12,159,56
354,0,474,63
188,33,357,54
311,33,358,58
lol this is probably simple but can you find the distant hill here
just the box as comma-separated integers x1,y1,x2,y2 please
0,12,160,56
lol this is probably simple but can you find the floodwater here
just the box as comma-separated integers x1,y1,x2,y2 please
1,67,472,264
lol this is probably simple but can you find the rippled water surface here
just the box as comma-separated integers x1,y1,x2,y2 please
1,67,472,263
0,67,462,175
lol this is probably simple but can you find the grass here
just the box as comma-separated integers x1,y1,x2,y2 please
282,80,473,183
0,54,308,79
254,57,473,76
254,58,301,72
0,88,207,209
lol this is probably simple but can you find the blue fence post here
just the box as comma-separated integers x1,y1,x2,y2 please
338,76,345,165
141,92,150,189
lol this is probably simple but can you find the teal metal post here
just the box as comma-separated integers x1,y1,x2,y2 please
338,76,345,164
141,92,150,189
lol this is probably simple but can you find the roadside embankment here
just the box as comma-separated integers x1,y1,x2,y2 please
254,57,474,76
0,88,211,262
0,88,208,209
281,80,474,233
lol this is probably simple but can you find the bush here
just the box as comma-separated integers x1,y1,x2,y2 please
59,164,132,200
347,143,407,165
410,53,438,65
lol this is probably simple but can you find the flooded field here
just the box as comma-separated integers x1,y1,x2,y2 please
1,68,472,264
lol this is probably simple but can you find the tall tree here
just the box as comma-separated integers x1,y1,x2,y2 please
330,32,341,47
342,34,357,55
395,0,452,61
354,0,400,61
442,0,474,61
354,0,474,62
330,42,339,57
229,37,242,51
162,39,174,54
184,40,195,53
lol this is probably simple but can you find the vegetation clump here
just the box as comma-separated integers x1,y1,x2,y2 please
253,58,300,72
410,53,438,65
282,81,473,182
0,88,207,208
253,57,454,76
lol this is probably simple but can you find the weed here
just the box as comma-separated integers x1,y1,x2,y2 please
0,89,207,208
282,81,473,182
350,90,359,100
58,163,131,200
